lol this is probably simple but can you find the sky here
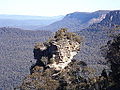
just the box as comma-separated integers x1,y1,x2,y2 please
0,0,120,16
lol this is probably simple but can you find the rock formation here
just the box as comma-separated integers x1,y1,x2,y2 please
33,28,81,71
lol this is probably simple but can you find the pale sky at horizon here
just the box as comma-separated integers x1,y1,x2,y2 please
0,0,120,16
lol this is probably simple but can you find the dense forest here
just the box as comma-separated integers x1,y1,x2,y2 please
0,27,52,89
0,10,120,90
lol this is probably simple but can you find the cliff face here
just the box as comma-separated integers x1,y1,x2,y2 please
48,38,80,70
64,10,109,24
100,10,120,27
90,10,120,30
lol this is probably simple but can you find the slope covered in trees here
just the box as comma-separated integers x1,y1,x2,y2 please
0,10,120,90
0,27,52,89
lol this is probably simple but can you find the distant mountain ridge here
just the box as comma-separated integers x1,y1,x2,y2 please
0,14,64,30
0,14,64,20
38,10,110,31
63,10,109,23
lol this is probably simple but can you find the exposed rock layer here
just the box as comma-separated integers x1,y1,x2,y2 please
33,28,81,71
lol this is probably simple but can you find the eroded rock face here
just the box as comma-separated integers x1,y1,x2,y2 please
34,28,81,71
48,39,80,70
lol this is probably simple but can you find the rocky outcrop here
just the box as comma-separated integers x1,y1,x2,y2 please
33,28,81,71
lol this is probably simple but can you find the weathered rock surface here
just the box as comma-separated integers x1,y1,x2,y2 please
33,28,81,71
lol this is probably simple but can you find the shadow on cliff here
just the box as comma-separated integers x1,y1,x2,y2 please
30,44,57,74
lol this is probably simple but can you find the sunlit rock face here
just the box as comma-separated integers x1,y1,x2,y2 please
48,39,80,70
34,28,81,71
